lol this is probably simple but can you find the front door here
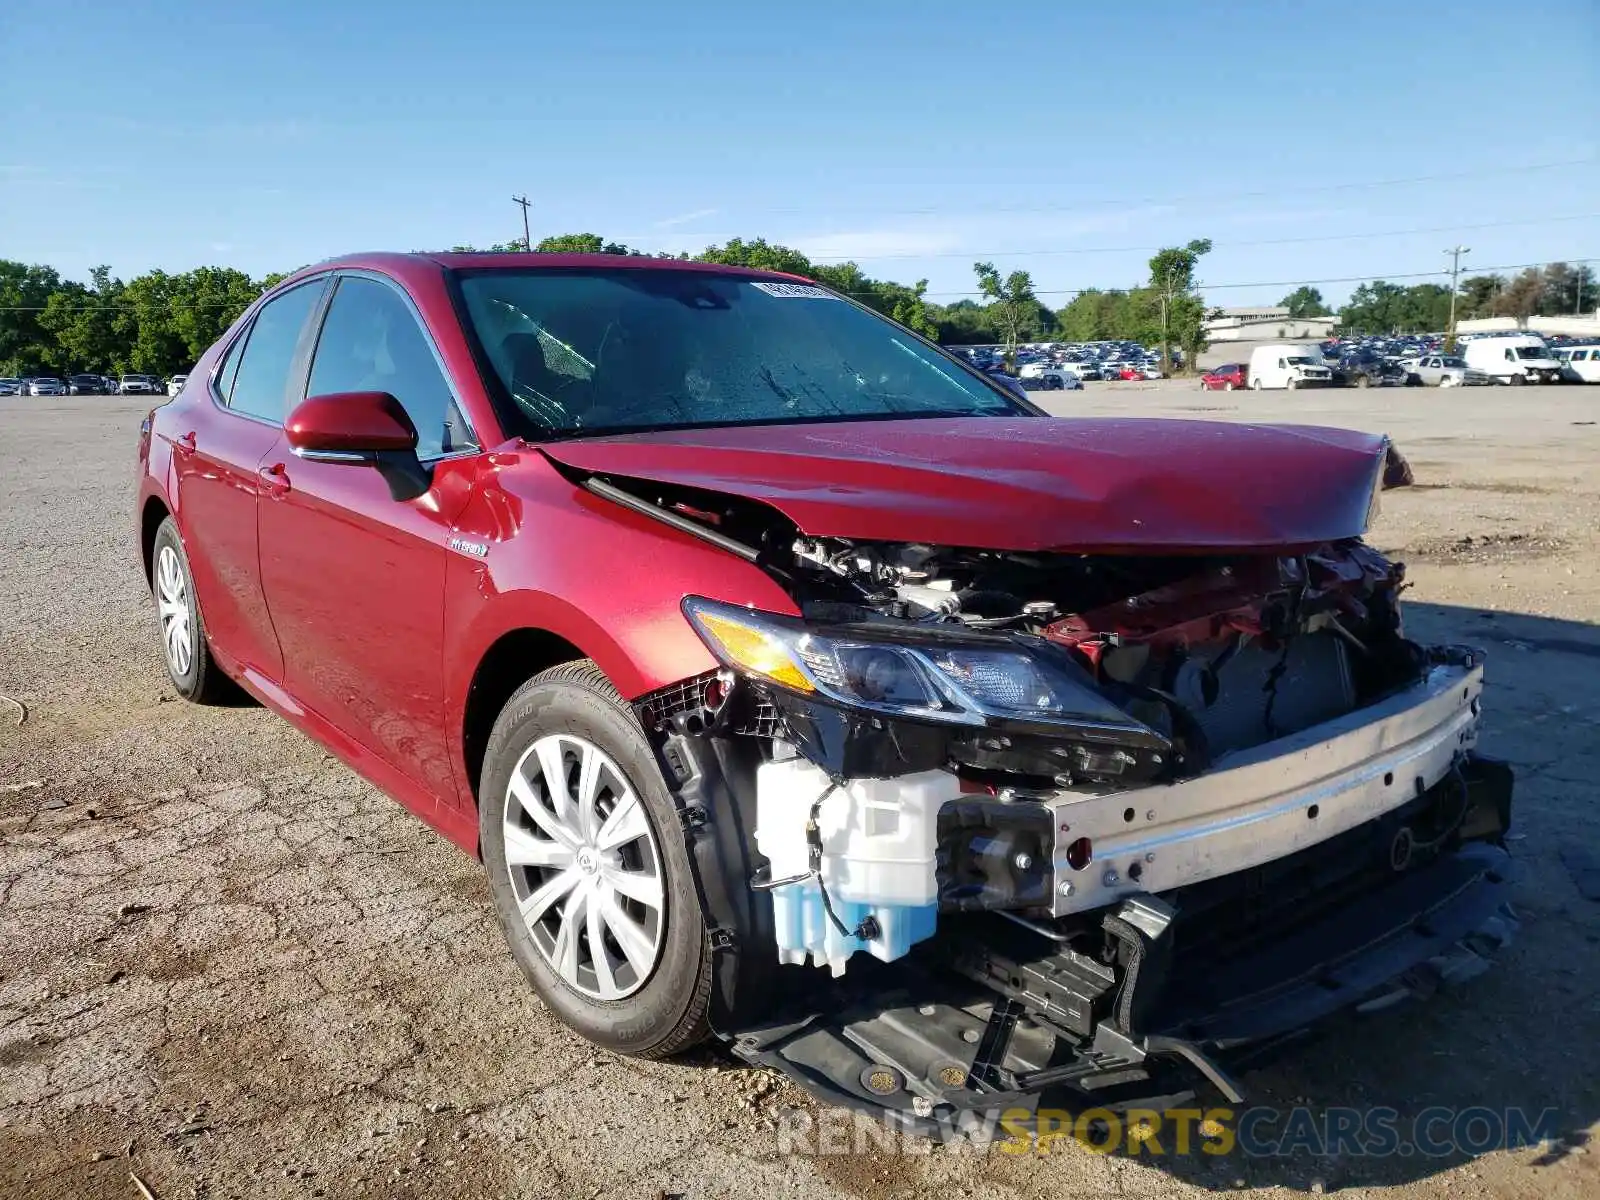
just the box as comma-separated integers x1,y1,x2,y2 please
256,273,479,802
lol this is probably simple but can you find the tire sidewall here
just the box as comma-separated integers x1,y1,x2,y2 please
151,519,206,698
479,675,709,1054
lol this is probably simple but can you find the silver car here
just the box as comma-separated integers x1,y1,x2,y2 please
1404,355,1489,388
27,377,66,396
0,378,21,396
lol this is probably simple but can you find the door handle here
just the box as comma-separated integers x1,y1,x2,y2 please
173,431,197,456
258,462,292,498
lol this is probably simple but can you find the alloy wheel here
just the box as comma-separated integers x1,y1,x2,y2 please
155,545,192,677
503,733,665,1000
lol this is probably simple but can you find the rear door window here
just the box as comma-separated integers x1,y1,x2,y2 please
227,281,325,423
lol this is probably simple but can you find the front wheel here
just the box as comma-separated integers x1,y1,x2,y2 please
1509,373,1525,386
479,660,714,1058
1251,379,1262,390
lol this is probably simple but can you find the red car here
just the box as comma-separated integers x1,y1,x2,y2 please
135,253,1514,1129
1201,362,1247,391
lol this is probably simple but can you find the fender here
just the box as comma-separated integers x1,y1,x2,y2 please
442,452,800,810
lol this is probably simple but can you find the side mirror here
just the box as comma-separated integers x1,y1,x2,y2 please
285,391,418,457
284,391,431,501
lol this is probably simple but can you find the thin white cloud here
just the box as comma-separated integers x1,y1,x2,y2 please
653,207,720,229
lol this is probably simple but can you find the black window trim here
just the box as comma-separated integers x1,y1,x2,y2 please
304,268,481,463
206,274,334,428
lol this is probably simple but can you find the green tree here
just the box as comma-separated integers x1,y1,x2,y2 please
0,260,65,376
1148,239,1212,374
1457,274,1505,320
37,267,130,373
697,237,814,276
535,233,637,255
1280,286,1332,318
1537,262,1597,316
972,262,1038,364
930,298,995,345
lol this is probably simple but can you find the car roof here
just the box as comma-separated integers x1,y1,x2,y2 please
278,251,815,292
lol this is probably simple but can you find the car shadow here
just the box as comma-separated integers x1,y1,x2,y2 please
1119,600,1600,1190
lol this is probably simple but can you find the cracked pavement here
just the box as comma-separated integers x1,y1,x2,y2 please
2,390,1599,1199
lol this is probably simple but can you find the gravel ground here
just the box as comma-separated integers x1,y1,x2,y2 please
2,385,1598,1200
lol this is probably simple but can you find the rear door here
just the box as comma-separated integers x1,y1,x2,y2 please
172,277,328,686
255,271,479,801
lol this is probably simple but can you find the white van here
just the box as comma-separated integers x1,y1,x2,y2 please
1247,343,1334,390
1461,334,1563,385
1554,346,1600,384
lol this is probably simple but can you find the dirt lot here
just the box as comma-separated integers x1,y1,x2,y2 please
2,384,1598,1200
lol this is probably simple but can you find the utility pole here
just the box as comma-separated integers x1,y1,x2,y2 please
512,195,533,252
1576,260,1588,316
1444,245,1470,349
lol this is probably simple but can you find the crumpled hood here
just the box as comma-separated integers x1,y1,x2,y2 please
540,416,1394,553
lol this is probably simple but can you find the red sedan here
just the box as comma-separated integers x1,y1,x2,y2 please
1201,362,1247,390
135,252,1514,1124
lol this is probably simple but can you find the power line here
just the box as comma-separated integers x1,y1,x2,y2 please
0,260,1582,311
913,260,1588,300
798,213,1599,263
607,157,1598,224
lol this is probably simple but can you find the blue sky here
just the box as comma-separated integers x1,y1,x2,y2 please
1,0,1595,308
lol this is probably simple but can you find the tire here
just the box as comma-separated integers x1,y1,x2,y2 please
1287,378,1300,391
479,660,713,1059
1439,375,1455,388
1251,379,1262,391
1356,374,1371,388
1223,381,1235,392
1509,373,1525,387
150,517,232,704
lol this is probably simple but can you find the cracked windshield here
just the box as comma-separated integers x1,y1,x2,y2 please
459,270,1022,436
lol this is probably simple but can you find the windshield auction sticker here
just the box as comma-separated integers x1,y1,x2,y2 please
750,282,837,299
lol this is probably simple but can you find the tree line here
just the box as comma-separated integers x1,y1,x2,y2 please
2,237,1591,380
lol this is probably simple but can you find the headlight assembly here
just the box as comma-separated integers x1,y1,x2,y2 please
683,596,1164,747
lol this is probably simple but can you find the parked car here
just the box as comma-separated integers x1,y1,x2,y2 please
1553,346,1600,384
135,251,1515,1126
1038,366,1084,391
1400,355,1489,388
0,378,21,396
68,373,106,395
1331,354,1408,389
1200,363,1246,391
1461,335,1562,386
27,377,66,396
1247,344,1334,389
119,373,161,395
167,374,190,396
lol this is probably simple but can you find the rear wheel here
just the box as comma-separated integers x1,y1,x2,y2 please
1223,381,1235,392
479,660,713,1058
150,518,231,704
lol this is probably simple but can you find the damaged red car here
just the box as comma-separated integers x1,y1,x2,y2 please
135,253,1515,1132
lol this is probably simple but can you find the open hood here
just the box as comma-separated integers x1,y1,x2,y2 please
540,417,1396,553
